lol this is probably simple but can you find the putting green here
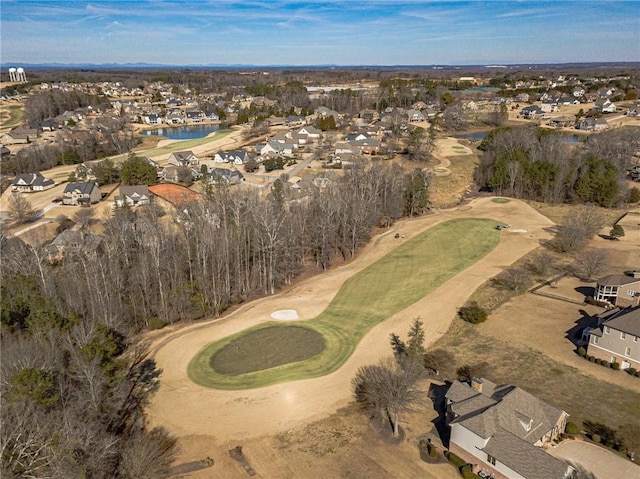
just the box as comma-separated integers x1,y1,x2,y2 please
188,218,500,389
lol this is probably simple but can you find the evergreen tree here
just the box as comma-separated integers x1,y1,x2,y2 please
406,318,425,360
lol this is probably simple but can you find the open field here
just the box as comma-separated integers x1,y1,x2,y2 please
146,197,554,442
188,218,500,389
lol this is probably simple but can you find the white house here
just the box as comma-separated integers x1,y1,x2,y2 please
445,378,573,479
11,173,55,192
168,151,200,167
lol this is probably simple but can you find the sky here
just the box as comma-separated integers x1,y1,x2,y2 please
1,0,639,66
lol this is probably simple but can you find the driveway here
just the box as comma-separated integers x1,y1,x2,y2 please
548,440,639,479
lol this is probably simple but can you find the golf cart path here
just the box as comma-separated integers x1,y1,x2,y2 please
146,197,553,441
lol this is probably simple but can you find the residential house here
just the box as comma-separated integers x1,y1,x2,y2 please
185,109,203,123
284,115,306,127
260,141,296,157
548,116,575,128
161,166,201,183
540,101,558,113
168,151,200,167
46,229,103,263
0,125,40,144
558,97,579,106
334,141,357,156
351,138,380,155
75,162,98,182
514,93,530,103
11,173,55,192
213,150,250,165
518,105,545,120
594,273,640,306
115,185,152,208
575,117,608,131
315,106,340,122
587,306,640,370
165,110,184,125
445,377,573,479
407,109,427,123
209,167,245,185
203,110,220,121
594,99,617,113
143,113,162,125
62,182,101,206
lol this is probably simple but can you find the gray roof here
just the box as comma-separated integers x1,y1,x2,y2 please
600,307,640,337
597,274,640,287
448,379,569,479
12,172,54,187
117,185,151,201
482,430,570,479
63,182,98,194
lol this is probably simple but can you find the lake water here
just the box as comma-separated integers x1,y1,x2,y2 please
142,124,221,140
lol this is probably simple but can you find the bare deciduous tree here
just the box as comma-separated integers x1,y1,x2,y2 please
353,357,425,436
572,249,609,281
8,193,35,223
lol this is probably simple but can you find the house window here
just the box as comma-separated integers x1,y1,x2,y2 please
626,347,632,356
592,336,599,345
611,356,616,363
605,326,611,334
487,454,496,466
621,332,627,340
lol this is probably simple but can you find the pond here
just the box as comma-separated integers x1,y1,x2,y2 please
142,124,221,140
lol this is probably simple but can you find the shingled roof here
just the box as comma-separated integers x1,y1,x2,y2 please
448,379,570,479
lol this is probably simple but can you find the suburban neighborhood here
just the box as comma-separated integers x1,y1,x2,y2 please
1,13,640,476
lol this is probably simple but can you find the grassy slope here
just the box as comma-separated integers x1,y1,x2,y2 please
189,218,501,389
436,321,640,436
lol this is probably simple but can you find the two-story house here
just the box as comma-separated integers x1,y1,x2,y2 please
445,377,573,479
62,182,101,206
114,185,152,208
594,273,640,306
587,306,640,370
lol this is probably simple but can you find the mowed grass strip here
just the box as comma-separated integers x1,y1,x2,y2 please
188,218,500,389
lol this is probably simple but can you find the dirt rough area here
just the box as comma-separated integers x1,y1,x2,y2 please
145,197,554,476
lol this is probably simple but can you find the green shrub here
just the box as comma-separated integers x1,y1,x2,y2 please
595,358,601,365
609,224,625,238
462,472,482,479
460,464,472,474
627,187,640,204
565,422,580,435
628,368,637,375
592,434,601,443
429,444,437,457
588,356,595,362
612,361,621,370
445,451,467,468
577,347,586,357
458,302,488,324
148,317,167,330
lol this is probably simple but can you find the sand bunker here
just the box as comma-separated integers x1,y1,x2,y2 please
270,309,299,321
511,228,528,233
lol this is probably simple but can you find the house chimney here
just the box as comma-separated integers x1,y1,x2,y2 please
471,377,483,394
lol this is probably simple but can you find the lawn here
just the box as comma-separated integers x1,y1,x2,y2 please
1,104,24,128
432,320,640,436
188,218,501,389
210,325,326,375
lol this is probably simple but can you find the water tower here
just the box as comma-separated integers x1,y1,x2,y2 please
16,67,27,82
8,67,16,82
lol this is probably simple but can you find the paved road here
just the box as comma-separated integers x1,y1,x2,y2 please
548,440,639,479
